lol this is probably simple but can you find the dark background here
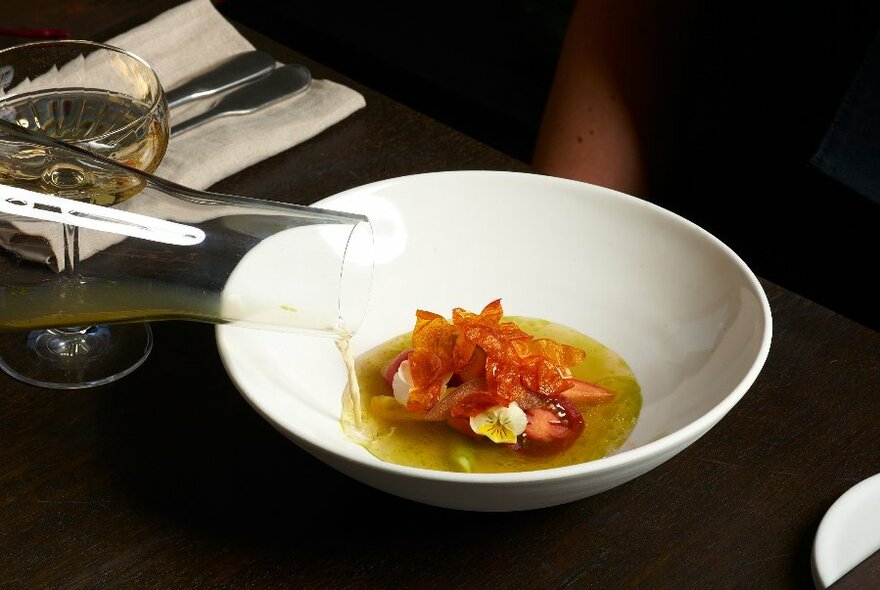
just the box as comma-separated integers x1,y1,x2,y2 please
219,0,880,332
219,0,576,163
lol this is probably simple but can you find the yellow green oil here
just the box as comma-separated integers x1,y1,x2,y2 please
342,317,641,473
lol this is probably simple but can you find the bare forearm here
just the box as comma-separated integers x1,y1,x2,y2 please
532,0,694,198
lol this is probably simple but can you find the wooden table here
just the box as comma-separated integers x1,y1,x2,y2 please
2,3,879,588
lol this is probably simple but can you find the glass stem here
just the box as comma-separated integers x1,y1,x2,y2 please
59,221,87,332
62,222,80,274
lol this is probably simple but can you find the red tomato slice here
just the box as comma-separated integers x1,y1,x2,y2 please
517,396,585,455
425,378,488,421
561,378,615,404
446,416,482,440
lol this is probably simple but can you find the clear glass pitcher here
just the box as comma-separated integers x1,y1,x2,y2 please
0,120,373,385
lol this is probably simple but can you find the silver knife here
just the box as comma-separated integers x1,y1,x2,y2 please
171,63,312,137
165,50,277,109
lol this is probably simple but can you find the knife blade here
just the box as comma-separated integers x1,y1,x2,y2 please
170,63,312,137
165,50,276,109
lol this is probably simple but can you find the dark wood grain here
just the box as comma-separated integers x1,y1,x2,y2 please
829,549,880,589
2,2,879,589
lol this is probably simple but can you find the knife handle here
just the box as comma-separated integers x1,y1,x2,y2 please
171,63,311,137
165,50,276,109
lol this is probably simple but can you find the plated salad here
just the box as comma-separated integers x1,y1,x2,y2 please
342,300,641,473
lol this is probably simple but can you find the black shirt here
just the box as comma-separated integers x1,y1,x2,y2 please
655,2,880,330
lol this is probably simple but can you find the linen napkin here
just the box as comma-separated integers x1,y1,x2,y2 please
107,0,366,190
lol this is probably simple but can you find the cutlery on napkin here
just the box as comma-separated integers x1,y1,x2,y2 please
164,50,277,109
107,0,365,191
171,63,312,136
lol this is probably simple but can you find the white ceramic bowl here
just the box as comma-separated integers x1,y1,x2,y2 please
216,171,772,511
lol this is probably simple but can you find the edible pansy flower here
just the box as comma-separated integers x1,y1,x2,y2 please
469,402,528,444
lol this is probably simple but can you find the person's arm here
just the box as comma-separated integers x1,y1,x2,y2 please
532,0,694,198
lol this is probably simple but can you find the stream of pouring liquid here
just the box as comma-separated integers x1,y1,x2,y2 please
336,334,362,428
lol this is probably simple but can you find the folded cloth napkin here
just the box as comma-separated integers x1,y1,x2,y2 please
107,0,365,190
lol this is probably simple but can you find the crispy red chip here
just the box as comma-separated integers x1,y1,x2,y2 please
452,299,503,326
450,391,498,418
408,311,458,412
405,300,588,413
513,338,586,368
452,333,477,373
492,368,531,404
518,356,570,396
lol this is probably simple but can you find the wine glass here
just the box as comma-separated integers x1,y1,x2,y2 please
0,40,169,388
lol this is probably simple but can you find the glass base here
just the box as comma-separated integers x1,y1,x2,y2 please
0,324,152,389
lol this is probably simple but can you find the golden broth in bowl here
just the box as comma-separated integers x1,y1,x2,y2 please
342,313,642,473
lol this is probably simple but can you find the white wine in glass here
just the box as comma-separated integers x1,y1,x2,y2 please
0,88,167,205
0,40,169,388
